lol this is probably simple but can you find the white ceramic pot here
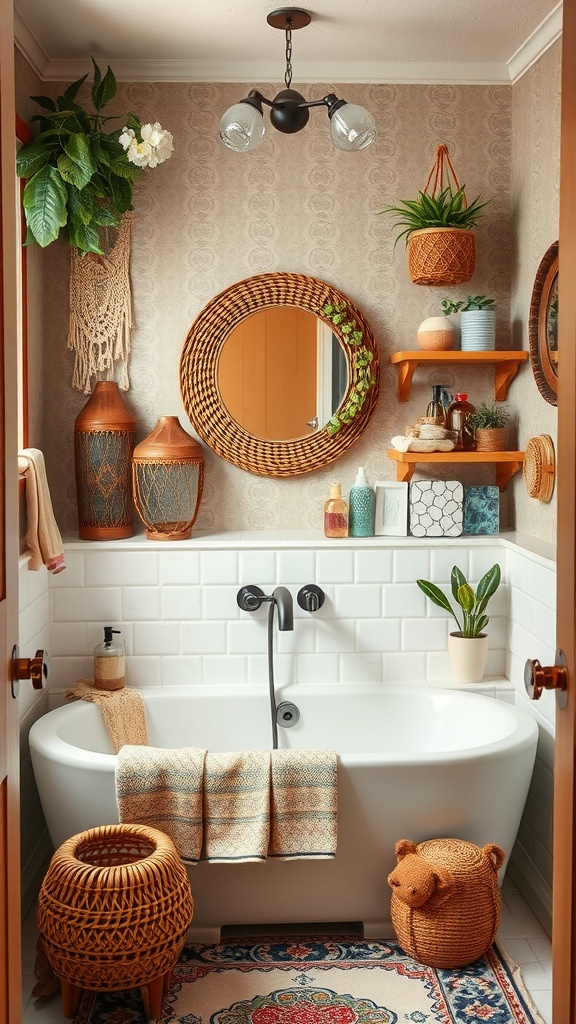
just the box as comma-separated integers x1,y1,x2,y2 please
417,316,458,351
448,632,489,683
460,310,496,351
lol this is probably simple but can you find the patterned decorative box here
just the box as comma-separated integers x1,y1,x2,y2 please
463,485,500,534
409,480,463,537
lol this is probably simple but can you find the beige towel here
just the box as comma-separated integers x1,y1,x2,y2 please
116,744,206,864
18,449,65,573
203,750,270,863
65,679,149,752
269,749,338,860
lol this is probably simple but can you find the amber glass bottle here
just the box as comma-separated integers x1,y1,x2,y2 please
447,393,476,450
324,483,348,538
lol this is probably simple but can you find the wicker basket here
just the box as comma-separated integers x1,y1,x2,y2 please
474,426,506,451
408,227,476,286
388,837,503,968
38,824,194,1018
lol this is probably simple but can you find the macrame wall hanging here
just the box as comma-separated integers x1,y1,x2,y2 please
67,212,134,394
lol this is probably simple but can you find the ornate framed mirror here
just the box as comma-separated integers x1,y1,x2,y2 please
180,273,380,477
529,241,558,406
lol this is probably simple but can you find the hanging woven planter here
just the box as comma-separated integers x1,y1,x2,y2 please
407,146,476,286
380,144,489,288
408,226,476,286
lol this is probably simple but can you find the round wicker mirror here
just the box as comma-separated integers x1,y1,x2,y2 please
179,273,380,477
529,241,558,406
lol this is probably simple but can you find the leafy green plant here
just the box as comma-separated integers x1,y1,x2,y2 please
16,59,173,254
417,564,501,639
321,301,377,435
441,295,495,314
378,186,490,248
468,402,510,429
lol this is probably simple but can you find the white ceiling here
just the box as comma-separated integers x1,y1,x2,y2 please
14,0,562,85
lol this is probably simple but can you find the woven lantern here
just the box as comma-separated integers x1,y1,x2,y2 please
132,416,204,540
74,381,136,540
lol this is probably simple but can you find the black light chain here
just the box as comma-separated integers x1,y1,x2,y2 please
284,18,293,89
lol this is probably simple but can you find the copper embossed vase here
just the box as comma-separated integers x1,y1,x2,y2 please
132,416,205,540
74,381,136,540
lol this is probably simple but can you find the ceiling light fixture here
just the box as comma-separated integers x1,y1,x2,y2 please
219,7,377,153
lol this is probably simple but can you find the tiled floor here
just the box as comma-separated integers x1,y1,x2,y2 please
21,876,552,1023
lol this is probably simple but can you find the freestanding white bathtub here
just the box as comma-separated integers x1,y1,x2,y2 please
29,684,538,942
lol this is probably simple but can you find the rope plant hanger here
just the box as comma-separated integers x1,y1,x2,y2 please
408,145,477,286
68,213,134,393
380,143,490,287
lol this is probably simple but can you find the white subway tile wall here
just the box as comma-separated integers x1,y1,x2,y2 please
17,535,556,929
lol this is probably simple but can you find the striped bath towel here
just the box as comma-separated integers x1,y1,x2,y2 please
202,750,270,863
116,744,206,863
269,749,338,859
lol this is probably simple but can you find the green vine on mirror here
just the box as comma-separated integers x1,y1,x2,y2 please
16,58,173,254
321,301,377,435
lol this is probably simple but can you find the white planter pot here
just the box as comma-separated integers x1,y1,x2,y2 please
448,632,489,683
460,310,496,351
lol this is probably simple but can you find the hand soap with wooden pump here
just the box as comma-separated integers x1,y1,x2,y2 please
94,626,125,690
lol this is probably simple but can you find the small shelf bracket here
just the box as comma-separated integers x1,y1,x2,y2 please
390,351,528,403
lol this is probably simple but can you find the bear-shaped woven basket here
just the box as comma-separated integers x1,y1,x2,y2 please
388,837,504,968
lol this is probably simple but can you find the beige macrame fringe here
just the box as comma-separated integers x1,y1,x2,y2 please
67,211,134,393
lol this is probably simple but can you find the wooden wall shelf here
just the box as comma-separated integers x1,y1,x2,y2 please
386,449,525,491
390,351,529,403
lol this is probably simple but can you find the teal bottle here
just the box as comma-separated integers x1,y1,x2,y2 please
349,467,375,537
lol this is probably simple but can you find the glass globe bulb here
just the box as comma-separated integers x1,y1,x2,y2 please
219,102,265,153
329,103,376,151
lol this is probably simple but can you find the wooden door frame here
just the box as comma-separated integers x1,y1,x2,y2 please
0,2,23,1019
553,0,576,1019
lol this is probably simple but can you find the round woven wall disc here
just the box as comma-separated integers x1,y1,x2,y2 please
523,434,555,501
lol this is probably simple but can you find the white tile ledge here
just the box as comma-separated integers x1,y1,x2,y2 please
61,529,555,567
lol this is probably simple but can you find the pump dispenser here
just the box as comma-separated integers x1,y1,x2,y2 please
349,467,375,537
94,626,125,690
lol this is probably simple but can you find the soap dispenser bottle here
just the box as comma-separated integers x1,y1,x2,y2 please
447,393,476,450
94,626,125,690
324,483,348,538
349,467,375,537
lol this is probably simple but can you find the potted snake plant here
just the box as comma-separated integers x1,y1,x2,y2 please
378,145,491,286
417,563,501,682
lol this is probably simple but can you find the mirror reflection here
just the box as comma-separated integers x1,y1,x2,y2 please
546,274,558,372
217,307,348,441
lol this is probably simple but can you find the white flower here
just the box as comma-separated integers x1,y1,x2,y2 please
119,127,136,150
120,122,174,169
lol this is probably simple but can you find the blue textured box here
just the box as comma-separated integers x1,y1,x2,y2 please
463,485,500,534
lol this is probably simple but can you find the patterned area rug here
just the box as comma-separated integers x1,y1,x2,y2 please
73,935,545,1024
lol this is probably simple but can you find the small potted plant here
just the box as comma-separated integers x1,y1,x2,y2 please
417,563,501,683
378,145,491,287
468,402,511,451
441,295,496,351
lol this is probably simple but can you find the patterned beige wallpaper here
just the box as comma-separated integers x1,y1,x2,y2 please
510,42,560,542
15,45,559,539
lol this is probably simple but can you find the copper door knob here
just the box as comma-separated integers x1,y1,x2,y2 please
524,657,567,701
12,648,49,690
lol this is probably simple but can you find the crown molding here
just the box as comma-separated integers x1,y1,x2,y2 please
13,5,562,86
507,2,562,83
13,55,514,86
14,9,50,79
